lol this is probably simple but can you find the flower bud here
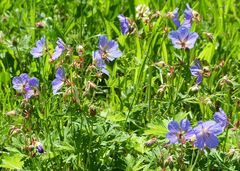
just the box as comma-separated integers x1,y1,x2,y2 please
35,21,44,28
190,84,199,92
76,45,84,56
89,105,97,117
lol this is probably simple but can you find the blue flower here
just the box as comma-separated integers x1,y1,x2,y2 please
194,121,223,149
190,59,203,85
30,36,45,58
182,3,200,28
168,27,198,49
92,50,109,75
118,14,129,35
166,119,192,144
92,36,122,75
52,67,65,94
214,108,228,130
35,142,44,154
171,8,181,28
12,73,29,91
98,35,122,61
12,73,39,99
51,38,65,61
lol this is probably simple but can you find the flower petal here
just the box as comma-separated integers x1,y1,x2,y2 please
93,51,109,75
56,67,65,80
186,32,199,49
214,108,228,129
30,36,45,58
99,36,108,50
195,135,204,149
29,77,39,88
118,14,129,34
196,75,203,85
52,79,64,95
204,134,219,148
190,65,201,76
168,121,180,133
172,8,180,27
168,30,182,49
178,27,190,41
166,132,178,144
51,46,64,60
180,119,191,132
184,3,193,20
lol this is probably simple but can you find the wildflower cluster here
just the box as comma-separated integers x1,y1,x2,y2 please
167,108,228,149
168,4,199,49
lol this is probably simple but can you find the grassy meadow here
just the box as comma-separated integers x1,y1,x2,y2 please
0,0,240,170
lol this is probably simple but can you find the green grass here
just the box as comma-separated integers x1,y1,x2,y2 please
0,0,240,170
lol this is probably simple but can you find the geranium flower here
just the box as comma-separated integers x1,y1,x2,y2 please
168,27,199,49
214,108,228,130
167,8,180,28
12,73,39,99
52,67,65,94
92,36,122,75
12,73,29,91
166,119,192,144
194,121,223,149
182,3,201,28
190,59,203,85
36,142,44,153
30,36,45,58
118,14,129,35
51,38,65,60
92,50,109,75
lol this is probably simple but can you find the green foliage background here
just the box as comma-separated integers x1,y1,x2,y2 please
0,0,240,170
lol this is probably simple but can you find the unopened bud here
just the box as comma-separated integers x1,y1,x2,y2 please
89,105,96,117
35,21,44,28
6,110,16,116
203,67,211,77
158,84,167,94
190,84,199,92
228,148,235,156
155,61,167,67
77,45,84,56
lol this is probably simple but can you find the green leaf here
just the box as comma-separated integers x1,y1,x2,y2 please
144,122,168,137
107,113,126,122
0,153,25,170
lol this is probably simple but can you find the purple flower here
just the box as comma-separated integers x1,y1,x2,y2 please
92,36,122,75
36,142,44,153
168,27,198,49
12,73,39,99
166,119,192,144
214,108,228,130
118,14,129,35
172,8,180,28
181,4,193,29
12,73,29,91
194,121,223,149
98,35,122,61
51,38,65,61
30,36,45,58
52,67,65,94
190,59,203,85
92,50,109,75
